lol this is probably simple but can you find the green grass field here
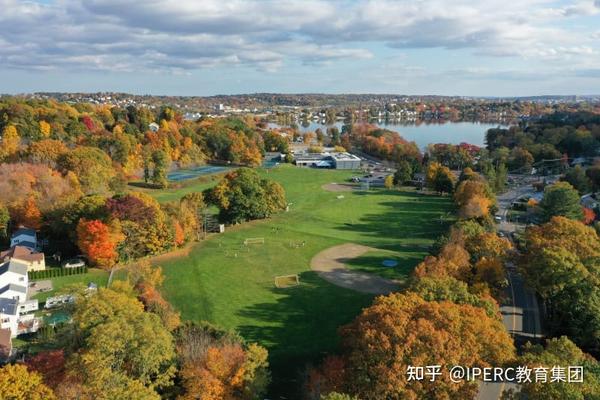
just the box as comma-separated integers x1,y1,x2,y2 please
344,249,422,281
157,165,453,395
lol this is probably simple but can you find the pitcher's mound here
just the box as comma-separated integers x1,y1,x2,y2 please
310,243,400,295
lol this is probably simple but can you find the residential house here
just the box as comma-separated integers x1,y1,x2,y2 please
581,194,599,210
0,245,46,271
9,228,38,251
0,260,40,339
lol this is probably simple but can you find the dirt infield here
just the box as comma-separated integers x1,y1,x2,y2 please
321,182,358,192
310,243,400,295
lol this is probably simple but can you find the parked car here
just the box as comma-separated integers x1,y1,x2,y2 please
63,258,86,268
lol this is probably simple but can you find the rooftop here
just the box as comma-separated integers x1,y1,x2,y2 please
11,228,36,238
0,298,18,316
330,152,361,161
1,246,44,263
0,284,28,295
0,260,29,276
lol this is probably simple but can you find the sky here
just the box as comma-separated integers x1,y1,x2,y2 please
1,0,600,96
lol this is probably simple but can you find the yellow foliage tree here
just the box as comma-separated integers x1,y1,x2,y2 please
1,125,20,160
0,364,56,400
39,120,51,138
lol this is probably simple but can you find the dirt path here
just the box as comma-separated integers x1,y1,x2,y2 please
310,243,400,295
321,182,358,192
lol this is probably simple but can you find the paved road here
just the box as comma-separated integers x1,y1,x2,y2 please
477,177,545,400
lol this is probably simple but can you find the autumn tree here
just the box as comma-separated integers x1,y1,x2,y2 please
9,195,42,229
0,163,82,215
320,393,359,400
334,293,515,400
465,231,512,261
175,322,270,400
383,175,394,189
24,350,67,390
0,364,56,400
0,124,21,161
107,192,173,258
414,240,471,282
127,261,181,331
76,219,122,268
67,285,176,399
39,120,51,138
57,146,116,194
26,139,68,165
540,181,583,222
426,162,455,194
583,207,596,225
454,176,495,220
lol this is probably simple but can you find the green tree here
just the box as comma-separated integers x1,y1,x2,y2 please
563,165,592,195
540,181,583,222
0,201,9,242
507,147,534,172
151,149,169,188
393,160,413,185
206,168,286,224
409,276,499,318
494,162,508,193
516,337,600,399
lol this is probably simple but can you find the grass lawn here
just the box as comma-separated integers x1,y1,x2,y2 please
345,249,422,281
31,268,109,303
157,165,453,396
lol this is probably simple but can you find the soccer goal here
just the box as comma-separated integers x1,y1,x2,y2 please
244,237,265,245
274,274,300,288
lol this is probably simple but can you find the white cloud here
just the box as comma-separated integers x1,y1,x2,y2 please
0,0,598,76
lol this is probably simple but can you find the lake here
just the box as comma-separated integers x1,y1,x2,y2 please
269,121,505,149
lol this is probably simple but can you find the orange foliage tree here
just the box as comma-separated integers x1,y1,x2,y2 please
335,293,515,400
583,207,596,225
10,196,42,229
178,342,270,400
76,219,122,269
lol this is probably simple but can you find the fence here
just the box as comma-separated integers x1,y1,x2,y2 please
29,266,88,280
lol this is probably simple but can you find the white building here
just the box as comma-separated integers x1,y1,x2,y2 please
0,260,39,338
